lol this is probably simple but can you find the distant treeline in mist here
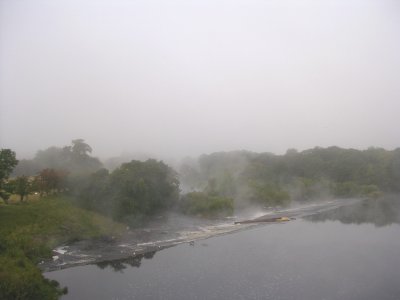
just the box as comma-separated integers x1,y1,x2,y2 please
179,147,400,208
5,141,400,221
13,139,103,176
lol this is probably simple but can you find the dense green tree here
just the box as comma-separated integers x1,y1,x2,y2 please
1,181,15,204
13,176,30,202
71,139,92,157
0,149,18,204
77,160,180,221
109,159,180,219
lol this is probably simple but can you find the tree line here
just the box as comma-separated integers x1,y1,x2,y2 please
179,146,400,207
0,139,97,203
2,143,400,221
1,139,236,220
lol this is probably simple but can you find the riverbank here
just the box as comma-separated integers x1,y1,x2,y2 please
0,196,125,299
40,211,252,272
45,197,400,300
42,198,361,273
0,196,364,299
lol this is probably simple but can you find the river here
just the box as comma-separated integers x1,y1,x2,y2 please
45,196,400,300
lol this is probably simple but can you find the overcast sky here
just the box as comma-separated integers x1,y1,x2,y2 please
1,0,399,159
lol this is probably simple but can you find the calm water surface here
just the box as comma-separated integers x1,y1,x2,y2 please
46,198,400,300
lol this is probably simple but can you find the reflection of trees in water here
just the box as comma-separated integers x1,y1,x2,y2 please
306,196,400,227
96,251,157,272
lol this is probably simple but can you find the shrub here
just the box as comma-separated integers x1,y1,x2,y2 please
180,192,234,218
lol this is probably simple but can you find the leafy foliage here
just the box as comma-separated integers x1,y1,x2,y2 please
248,181,290,207
76,160,180,222
0,149,18,204
0,149,18,181
179,192,234,217
181,147,400,206
0,254,66,300
71,139,92,156
12,176,31,202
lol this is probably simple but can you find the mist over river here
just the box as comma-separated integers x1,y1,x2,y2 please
45,197,400,300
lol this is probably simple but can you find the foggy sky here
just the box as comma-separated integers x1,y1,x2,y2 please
1,0,400,160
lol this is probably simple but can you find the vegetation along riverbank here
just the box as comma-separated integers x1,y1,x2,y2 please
1,141,400,299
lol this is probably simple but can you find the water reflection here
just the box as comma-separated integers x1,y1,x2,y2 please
96,250,157,272
97,196,400,274
46,201,400,300
306,195,400,226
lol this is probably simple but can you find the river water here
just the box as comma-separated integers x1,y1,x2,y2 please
45,197,400,300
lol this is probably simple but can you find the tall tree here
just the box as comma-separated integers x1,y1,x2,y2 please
30,140,102,175
109,159,180,219
0,149,18,204
71,139,92,157
13,176,30,202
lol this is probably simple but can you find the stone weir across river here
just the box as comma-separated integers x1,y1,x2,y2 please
41,198,361,272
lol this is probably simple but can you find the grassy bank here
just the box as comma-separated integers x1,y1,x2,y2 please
0,196,125,300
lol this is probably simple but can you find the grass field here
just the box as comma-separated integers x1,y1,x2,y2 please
0,196,125,300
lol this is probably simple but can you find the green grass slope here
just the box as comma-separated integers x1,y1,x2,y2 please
0,196,124,300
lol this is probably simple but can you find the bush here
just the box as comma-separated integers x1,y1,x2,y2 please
180,192,234,218
333,181,382,199
249,182,291,207
0,255,65,300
